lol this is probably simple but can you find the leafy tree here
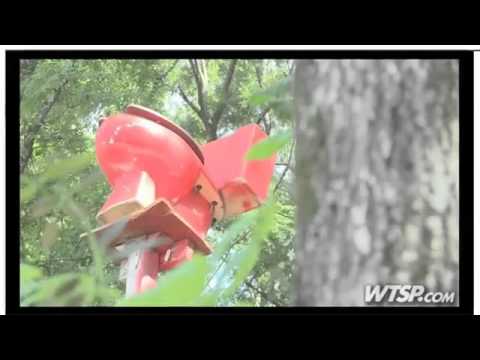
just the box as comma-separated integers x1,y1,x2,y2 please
20,59,296,306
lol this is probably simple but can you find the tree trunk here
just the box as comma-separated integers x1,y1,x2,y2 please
294,60,459,306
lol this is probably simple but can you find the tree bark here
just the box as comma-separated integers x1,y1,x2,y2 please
294,60,459,306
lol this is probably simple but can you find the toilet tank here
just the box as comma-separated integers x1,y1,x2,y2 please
201,124,276,218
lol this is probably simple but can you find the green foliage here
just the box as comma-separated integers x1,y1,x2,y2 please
214,199,278,303
117,198,279,306
20,59,295,307
118,255,209,307
21,152,95,204
20,263,43,288
246,129,293,160
20,263,121,306
249,78,291,106
21,197,280,307
249,77,294,122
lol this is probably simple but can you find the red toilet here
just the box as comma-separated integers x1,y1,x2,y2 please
92,104,276,294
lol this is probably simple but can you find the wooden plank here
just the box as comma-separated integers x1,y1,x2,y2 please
82,198,213,254
96,171,156,225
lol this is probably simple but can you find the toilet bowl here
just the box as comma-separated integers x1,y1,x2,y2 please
90,105,277,295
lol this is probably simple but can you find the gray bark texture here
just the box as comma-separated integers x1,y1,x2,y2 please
294,60,459,306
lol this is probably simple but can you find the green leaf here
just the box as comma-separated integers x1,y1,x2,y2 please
216,198,278,301
21,273,96,306
249,93,272,106
211,210,258,262
21,152,95,204
117,254,210,307
218,241,260,301
20,263,43,288
246,129,292,160
251,197,278,242
95,286,122,305
249,78,291,106
193,292,219,306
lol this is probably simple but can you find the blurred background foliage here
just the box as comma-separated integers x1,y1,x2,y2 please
20,59,295,306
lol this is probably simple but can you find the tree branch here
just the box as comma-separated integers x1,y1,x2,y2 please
253,63,273,133
205,231,250,290
211,60,238,126
158,60,179,85
255,63,264,88
189,60,201,85
21,79,68,174
256,106,271,126
146,60,179,103
273,140,295,194
189,60,209,121
149,60,180,94
20,60,39,100
177,86,203,118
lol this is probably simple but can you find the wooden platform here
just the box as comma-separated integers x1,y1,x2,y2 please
81,198,213,254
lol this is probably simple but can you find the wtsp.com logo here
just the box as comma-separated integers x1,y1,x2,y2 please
364,285,456,305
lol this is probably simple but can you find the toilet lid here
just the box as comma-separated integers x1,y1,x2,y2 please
126,104,205,164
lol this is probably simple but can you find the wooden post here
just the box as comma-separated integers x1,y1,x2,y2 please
118,233,173,297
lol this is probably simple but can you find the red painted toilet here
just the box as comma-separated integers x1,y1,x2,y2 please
92,104,276,294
